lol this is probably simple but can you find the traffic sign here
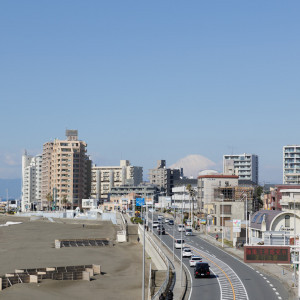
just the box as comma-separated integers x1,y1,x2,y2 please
136,198,145,206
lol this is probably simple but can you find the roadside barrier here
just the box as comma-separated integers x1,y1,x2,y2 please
138,224,175,300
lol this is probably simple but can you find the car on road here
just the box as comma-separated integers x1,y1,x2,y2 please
194,263,210,278
164,218,170,223
177,224,185,232
185,228,193,236
182,247,193,257
152,221,159,228
168,219,174,225
175,239,185,249
158,215,163,221
157,226,165,235
189,256,202,267
185,220,192,227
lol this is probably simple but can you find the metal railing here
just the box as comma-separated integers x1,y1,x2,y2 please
138,224,172,300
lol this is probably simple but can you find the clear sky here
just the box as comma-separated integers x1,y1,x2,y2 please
1,1,300,184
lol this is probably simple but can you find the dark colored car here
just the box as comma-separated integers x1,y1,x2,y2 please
157,226,166,235
194,263,210,278
168,219,174,225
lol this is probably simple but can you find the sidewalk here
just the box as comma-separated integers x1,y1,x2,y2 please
150,230,190,300
198,232,297,300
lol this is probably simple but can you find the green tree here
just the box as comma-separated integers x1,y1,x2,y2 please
186,184,196,220
46,193,53,211
253,186,263,210
62,195,68,209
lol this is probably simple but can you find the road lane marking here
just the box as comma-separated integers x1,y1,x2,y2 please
192,247,238,300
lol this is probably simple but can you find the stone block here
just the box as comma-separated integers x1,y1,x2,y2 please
92,264,101,274
85,268,94,276
29,275,38,283
82,271,90,281
46,267,56,272
55,240,61,249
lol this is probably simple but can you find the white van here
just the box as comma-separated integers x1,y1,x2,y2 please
178,224,185,232
175,239,185,249
152,221,159,228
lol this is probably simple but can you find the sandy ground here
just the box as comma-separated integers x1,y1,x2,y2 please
0,215,148,300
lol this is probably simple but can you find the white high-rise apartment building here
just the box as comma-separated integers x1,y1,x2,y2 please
223,153,259,185
21,151,42,211
283,145,300,184
91,160,143,200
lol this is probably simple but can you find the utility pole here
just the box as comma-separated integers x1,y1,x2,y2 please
6,189,9,212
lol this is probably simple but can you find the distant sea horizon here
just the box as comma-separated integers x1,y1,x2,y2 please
0,179,21,199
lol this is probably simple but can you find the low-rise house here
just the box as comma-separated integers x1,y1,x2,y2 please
250,210,300,244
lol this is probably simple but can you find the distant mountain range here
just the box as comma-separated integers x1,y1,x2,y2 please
0,179,21,199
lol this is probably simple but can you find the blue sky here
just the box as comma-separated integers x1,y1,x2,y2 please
0,1,300,185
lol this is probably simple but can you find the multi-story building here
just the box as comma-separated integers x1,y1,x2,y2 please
280,188,300,213
172,179,198,210
197,174,239,211
283,145,300,184
21,151,42,211
223,153,259,185
109,183,160,205
90,160,143,201
41,130,91,209
149,160,181,196
197,174,254,231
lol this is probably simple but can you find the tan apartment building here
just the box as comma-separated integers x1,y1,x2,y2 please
41,130,91,209
90,160,143,201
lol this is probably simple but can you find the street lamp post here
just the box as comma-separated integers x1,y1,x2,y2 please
142,204,145,300
221,194,224,248
180,199,184,286
245,194,248,245
173,205,175,261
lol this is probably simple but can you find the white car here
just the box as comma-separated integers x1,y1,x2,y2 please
175,239,185,249
185,228,193,236
165,218,170,223
182,247,193,257
152,221,159,228
189,256,202,267
178,224,185,232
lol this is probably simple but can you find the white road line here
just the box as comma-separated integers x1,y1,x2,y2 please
190,244,249,300
157,232,193,300
270,284,273,287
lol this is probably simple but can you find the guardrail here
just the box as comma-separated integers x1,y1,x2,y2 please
138,225,173,300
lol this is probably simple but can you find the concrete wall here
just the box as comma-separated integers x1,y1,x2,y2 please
138,226,167,271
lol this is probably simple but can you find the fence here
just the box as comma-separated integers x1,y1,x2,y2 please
138,224,174,300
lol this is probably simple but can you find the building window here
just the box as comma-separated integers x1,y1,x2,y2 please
220,205,231,214
285,215,290,227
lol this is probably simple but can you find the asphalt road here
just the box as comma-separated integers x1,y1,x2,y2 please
149,213,289,300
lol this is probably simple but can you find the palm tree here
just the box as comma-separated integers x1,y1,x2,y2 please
62,195,68,210
46,193,53,211
186,184,196,227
